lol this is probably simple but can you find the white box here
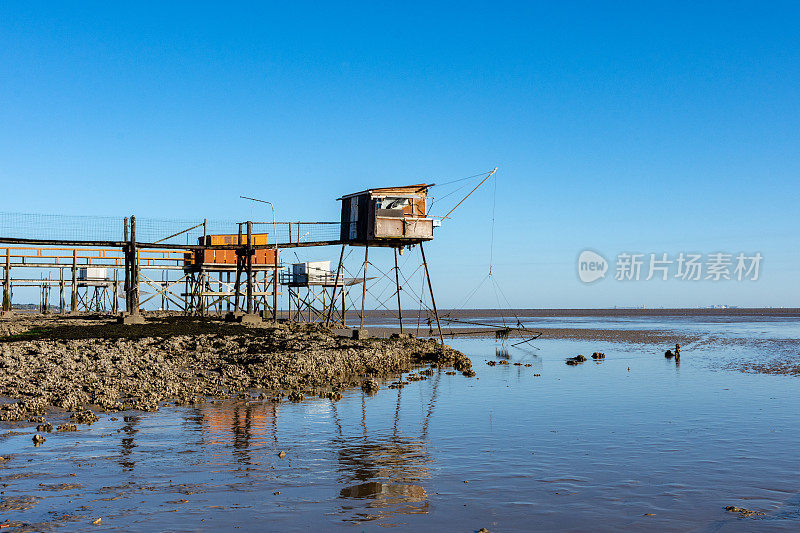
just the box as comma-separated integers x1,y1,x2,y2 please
78,267,108,281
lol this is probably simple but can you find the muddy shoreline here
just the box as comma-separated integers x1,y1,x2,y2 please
0,315,474,424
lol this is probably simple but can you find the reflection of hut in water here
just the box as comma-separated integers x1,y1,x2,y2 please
333,374,441,523
334,436,431,521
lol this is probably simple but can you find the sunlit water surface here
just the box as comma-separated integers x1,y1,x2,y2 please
1,319,799,531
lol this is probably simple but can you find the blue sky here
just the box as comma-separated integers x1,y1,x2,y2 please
1,2,798,308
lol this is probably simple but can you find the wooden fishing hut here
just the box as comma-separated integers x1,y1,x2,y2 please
338,184,436,245
327,183,442,340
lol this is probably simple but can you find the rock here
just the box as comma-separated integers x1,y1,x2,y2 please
278,451,286,459
462,370,476,377
57,423,77,432
361,380,380,394
486,361,496,366
725,505,764,517
591,352,605,359
287,391,304,402
0,316,473,419
665,350,674,358
71,410,99,424
566,355,587,365
36,423,52,432
32,434,46,444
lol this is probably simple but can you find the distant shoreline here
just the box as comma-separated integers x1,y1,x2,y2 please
358,308,800,319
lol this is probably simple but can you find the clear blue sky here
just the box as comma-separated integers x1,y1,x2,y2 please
1,2,798,308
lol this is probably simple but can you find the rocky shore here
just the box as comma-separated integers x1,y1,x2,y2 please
0,315,473,423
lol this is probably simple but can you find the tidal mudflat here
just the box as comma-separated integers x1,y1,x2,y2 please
1,314,799,531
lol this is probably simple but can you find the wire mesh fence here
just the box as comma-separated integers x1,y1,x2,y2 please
251,222,341,245
0,212,341,247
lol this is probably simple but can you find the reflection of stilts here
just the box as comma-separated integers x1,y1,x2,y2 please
329,364,442,523
119,414,139,471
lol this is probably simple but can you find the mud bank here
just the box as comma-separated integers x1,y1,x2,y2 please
0,316,473,422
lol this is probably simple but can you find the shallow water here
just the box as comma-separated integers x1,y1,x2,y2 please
1,320,800,531
370,313,800,340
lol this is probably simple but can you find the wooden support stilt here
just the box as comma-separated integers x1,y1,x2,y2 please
325,244,346,327
360,244,368,329
272,248,279,322
59,268,65,314
394,247,403,334
2,248,12,312
246,222,253,315
341,284,346,326
112,270,118,313
233,224,243,313
420,243,444,345
123,218,129,314
130,215,140,315
162,269,167,311
71,249,78,313
226,271,231,312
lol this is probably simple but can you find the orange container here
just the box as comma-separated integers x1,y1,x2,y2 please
189,234,277,266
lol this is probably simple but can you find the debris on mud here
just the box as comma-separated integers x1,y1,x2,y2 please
0,495,39,511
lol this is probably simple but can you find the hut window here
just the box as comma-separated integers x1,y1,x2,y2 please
378,197,410,210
